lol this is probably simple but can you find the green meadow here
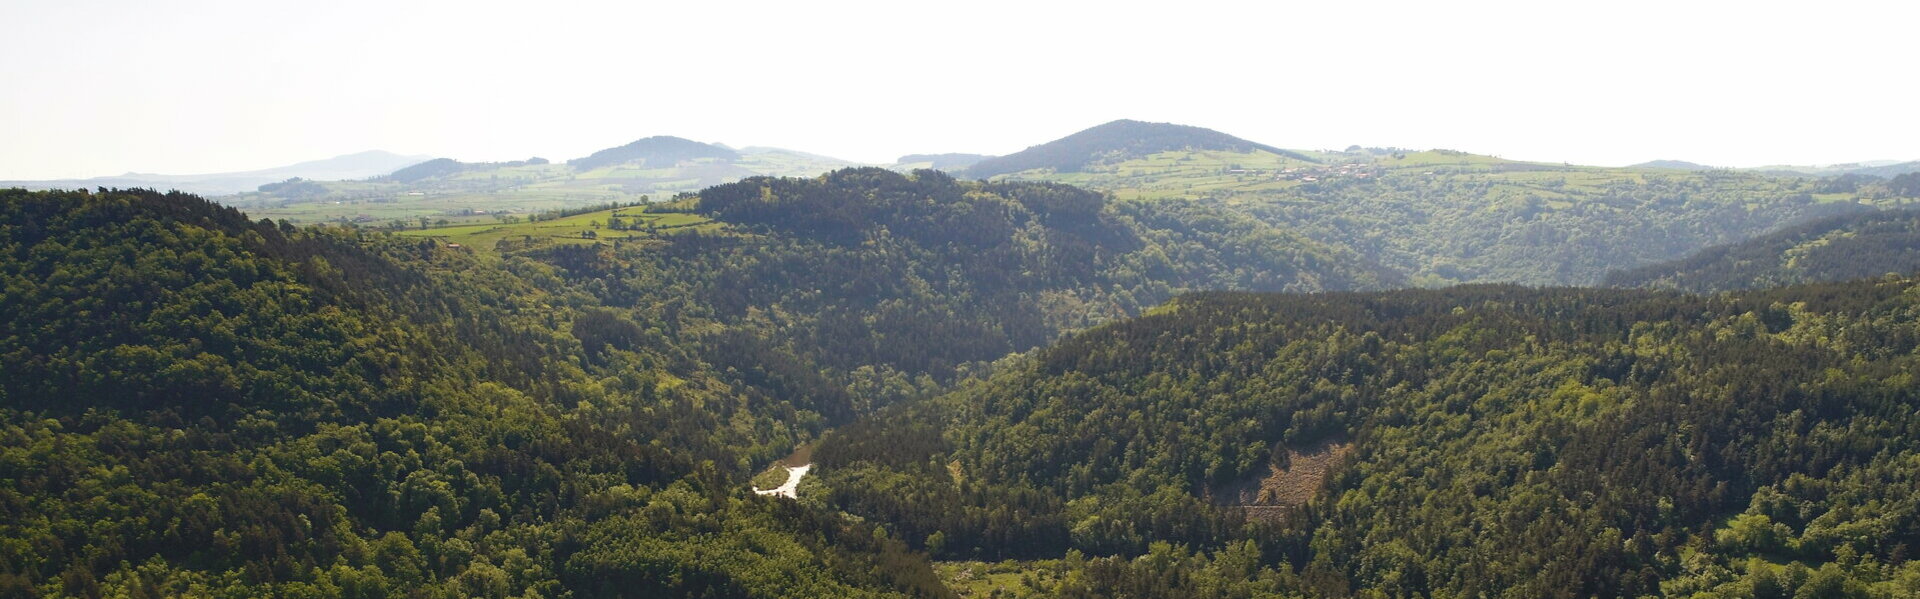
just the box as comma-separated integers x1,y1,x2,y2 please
224,150,854,225
394,206,718,253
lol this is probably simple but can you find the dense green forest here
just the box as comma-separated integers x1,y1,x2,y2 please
1220,165,1881,286
1607,207,1920,292
0,188,951,598
574,168,1396,394
0,172,1404,597
815,280,1920,597
971,121,1898,286
13,160,1920,598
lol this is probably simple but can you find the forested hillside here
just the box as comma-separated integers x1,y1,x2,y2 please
0,188,951,598
0,174,1402,597
1231,162,1875,285
606,168,1396,393
1607,207,1920,292
975,122,1891,285
815,280,1920,597
15,164,1919,598
12,1,1916,597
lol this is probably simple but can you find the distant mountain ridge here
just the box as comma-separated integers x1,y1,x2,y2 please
964,119,1316,178
1848,161,1920,178
1630,159,1720,170
229,136,863,224
894,153,993,170
1749,160,1920,178
568,136,740,170
383,156,549,183
0,150,430,196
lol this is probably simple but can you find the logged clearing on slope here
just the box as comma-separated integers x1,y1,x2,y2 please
1214,439,1353,516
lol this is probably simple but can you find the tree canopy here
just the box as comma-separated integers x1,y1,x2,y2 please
816,278,1920,597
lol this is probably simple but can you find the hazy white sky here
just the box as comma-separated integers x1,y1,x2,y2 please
2,0,1915,179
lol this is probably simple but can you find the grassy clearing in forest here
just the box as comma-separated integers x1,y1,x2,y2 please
935,560,1064,598
751,467,791,490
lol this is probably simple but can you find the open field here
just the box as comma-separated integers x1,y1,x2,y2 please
394,206,718,252
935,560,1064,598
1005,149,1314,200
232,185,638,225
222,150,856,225
986,148,1650,201
994,147,1879,211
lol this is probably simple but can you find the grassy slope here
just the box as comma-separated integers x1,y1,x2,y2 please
1005,149,1317,200
935,560,1064,598
996,148,1872,208
226,151,855,224
1001,149,1645,201
751,466,793,490
395,206,717,253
